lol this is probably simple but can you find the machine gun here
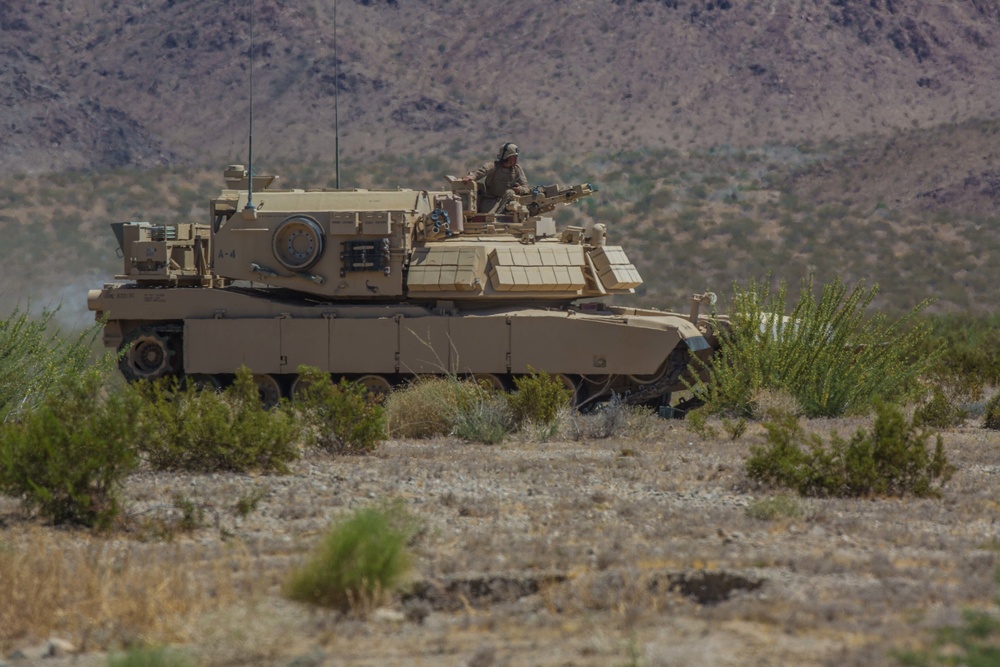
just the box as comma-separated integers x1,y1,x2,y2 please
515,183,596,216
444,177,596,238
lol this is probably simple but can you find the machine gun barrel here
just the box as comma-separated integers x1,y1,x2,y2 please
517,183,595,216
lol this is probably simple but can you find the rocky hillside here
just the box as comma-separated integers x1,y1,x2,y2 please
4,0,1000,176
5,0,1000,322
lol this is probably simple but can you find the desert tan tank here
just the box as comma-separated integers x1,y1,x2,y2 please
87,165,726,409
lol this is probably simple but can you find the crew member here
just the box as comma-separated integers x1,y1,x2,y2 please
462,142,530,213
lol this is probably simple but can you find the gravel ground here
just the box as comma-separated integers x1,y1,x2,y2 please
3,415,1000,666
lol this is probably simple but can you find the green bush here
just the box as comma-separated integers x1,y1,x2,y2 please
508,370,573,427
983,392,1000,430
136,368,300,473
384,376,486,438
0,361,143,529
293,366,386,453
913,386,968,429
747,402,953,498
923,312,1000,393
0,306,100,423
694,275,934,418
108,647,195,667
285,500,418,612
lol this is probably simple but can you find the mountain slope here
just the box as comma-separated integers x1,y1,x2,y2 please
4,0,1000,173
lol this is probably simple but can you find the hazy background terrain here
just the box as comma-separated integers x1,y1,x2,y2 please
3,0,1000,324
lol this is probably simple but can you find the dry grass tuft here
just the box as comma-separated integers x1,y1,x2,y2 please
750,388,803,420
384,377,485,439
0,528,252,653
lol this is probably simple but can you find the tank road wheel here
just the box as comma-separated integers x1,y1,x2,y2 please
472,373,507,393
185,374,224,393
357,374,392,402
119,326,179,382
253,374,283,409
289,372,340,402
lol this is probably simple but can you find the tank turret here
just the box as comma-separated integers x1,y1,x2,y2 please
88,165,726,410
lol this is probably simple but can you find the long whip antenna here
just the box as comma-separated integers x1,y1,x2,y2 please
334,0,341,189
245,0,256,212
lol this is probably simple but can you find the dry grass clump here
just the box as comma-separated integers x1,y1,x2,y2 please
0,528,248,653
745,494,804,521
384,376,485,438
749,388,803,421
565,395,663,441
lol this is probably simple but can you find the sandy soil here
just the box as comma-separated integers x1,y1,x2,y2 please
3,415,999,666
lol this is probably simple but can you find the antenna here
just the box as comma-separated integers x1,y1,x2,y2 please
244,0,256,213
334,0,341,189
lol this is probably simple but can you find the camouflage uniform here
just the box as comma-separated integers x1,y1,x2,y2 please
467,161,530,198
466,148,530,213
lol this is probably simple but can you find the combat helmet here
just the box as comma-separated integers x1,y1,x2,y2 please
497,142,520,161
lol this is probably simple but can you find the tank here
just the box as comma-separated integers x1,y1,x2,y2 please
86,165,727,409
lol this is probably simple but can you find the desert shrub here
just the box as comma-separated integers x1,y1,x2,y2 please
233,488,268,518
722,417,748,440
694,275,934,418
923,312,1000,392
0,361,143,529
108,647,196,667
452,394,511,444
744,494,803,521
685,408,718,439
747,402,953,498
913,386,968,429
293,366,386,453
0,306,100,423
507,370,573,427
285,500,418,613
983,392,1000,430
384,376,485,438
566,395,661,441
136,368,300,473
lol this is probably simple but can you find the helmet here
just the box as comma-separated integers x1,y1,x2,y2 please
497,142,520,161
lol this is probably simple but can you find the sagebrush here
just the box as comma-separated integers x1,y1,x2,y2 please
0,360,143,529
747,402,953,498
508,370,573,428
294,366,386,453
135,367,300,473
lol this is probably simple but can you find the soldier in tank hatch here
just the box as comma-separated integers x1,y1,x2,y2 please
462,142,530,213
